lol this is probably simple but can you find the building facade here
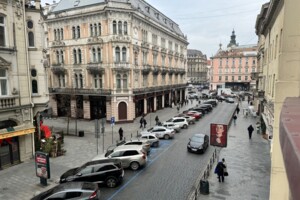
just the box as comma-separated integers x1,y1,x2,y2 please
255,0,300,199
44,0,188,122
0,0,49,169
187,49,207,85
210,31,257,91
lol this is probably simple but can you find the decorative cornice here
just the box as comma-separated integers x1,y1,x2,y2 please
110,35,131,43
87,37,103,44
0,56,11,69
51,41,65,47
152,45,159,52
86,65,105,75
141,42,150,49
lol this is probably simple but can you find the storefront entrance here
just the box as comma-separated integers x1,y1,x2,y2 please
0,137,20,170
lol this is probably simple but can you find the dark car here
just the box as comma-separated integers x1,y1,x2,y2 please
225,97,235,103
31,182,101,200
60,159,124,188
199,104,213,111
187,134,209,154
204,99,218,107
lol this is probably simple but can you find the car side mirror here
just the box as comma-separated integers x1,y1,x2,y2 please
76,173,82,176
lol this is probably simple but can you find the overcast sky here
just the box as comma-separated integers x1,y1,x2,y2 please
41,0,268,58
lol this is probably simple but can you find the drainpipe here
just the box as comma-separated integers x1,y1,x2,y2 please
22,0,36,157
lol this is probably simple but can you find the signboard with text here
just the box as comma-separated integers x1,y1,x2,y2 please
35,151,50,179
210,123,228,147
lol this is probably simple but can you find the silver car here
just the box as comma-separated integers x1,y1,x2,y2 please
144,126,175,139
31,182,101,200
139,133,160,147
93,145,147,171
121,139,151,154
163,122,181,132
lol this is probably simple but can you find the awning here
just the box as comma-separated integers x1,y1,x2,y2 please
0,128,35,139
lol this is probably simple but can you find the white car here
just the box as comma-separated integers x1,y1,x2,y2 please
139,133,160,147
165,117,189,129
163,122,181,132
144,126,175,140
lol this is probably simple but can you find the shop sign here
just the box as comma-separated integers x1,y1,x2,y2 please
0,128,35,139
35,151,50,179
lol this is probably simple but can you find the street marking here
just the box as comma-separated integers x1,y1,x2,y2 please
107,140,178,200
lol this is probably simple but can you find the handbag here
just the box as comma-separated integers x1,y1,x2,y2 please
224,172,228,176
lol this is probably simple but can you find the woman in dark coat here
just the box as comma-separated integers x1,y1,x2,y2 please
215,161,226,182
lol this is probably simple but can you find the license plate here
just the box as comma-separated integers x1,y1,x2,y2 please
191,148,197,151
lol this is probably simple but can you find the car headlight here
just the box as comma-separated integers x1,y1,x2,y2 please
187,144,191,147
198,145,203,149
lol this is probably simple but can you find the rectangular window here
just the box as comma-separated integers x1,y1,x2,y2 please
225,76,228,81
245,68,248,73
219,76,222,81
0,69,7,95
0,16,5,46
168,41,172,50
238,76,241,80
218,68,222,73
239,68,241,73
231,68,235,73
153,75,157,86
252,67,255,72
161,38,165,48
232,76,234,81
245,76,248,81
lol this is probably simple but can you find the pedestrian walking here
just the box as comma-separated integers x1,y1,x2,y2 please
140,117,144,128
118,127,123,141
233,115,237,125
214,161,226,182
155,116,159,125
143,118,147,128
177,105,180,113
236,106,240,115
247,124,254,139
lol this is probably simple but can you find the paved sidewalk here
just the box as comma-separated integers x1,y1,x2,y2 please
198,101,271,200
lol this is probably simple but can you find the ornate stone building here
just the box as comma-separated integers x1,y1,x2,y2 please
187,49,207,85
45,0,188,122
210,31,257,91
0,0,49,169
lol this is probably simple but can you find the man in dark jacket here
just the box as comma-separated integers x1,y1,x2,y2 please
247,124,254,139
215,161,226,182
118,127,123,141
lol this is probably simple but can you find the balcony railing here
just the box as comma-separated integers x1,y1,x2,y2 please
132,84,186,95
49,88,112,95
0,96,19,110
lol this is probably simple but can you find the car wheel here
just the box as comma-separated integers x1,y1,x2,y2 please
106,177,118,188
164,134,170,140
130,161,140,171
183,124,188,129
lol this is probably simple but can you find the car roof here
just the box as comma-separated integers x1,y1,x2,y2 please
172,117,186,120
192,133,206,138
84,158,121,166
114,144,144,151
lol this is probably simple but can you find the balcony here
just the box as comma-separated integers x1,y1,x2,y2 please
51,64,66,75
112,62,130,72
152,66,161,75
87,64,105,75
49,88,112,96
142,65,151,75
168,68,174,75
280,97,300,200
0,96,19,110
132,84,186,95
161,67,168,75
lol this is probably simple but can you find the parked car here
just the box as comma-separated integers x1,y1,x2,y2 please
106,139,151,155
225,97,235,103
59,159,124,188
199,104,213,112
139,133,160,147
185,111,202,120
204,99,218,107
187,134,209,154
176,114,196,124
31,182,101,200
164,117,189,129
216,95,226,102
188,93,198,99
144,126,175,139
93,145,147,171
188,107,207,115
162,122,181,133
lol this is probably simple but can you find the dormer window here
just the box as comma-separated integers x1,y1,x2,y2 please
155,13,159,20
164,18,167,24
145,6,150,13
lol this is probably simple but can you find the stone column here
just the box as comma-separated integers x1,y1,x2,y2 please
83,96,90,119
71,98,76,118
162,95,165,108
154,96,157,111
144,98,147,114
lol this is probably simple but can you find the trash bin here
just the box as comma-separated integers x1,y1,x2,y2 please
200,180,209,195
78,130,84,137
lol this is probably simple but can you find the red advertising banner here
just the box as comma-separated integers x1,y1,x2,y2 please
35,151,50,179
210,123,228,147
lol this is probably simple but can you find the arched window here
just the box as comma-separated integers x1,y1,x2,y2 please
90,24,93,36
123,74,127,89
56,51,60,63
73,49,77,64
116,74,121,89
60,50,64,63
94,23,97,36
97,48,101,63
75,74,78,88
72,26,76,39
57,29,60,40
122,47,126,62
32,80,38,94
77,26,80,38
113,21,117,34
78,49,82,63
115,47,120,62
79,74,83,88
98,23,101,36
118,21,122,34
60,28,64,40
124,21,128,35
54,29,57,40
28,32,34,47
92,48,96,63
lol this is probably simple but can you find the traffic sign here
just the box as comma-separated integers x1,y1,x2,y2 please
111,117,115,126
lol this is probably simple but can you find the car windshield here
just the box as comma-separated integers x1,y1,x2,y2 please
191,136,204,143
